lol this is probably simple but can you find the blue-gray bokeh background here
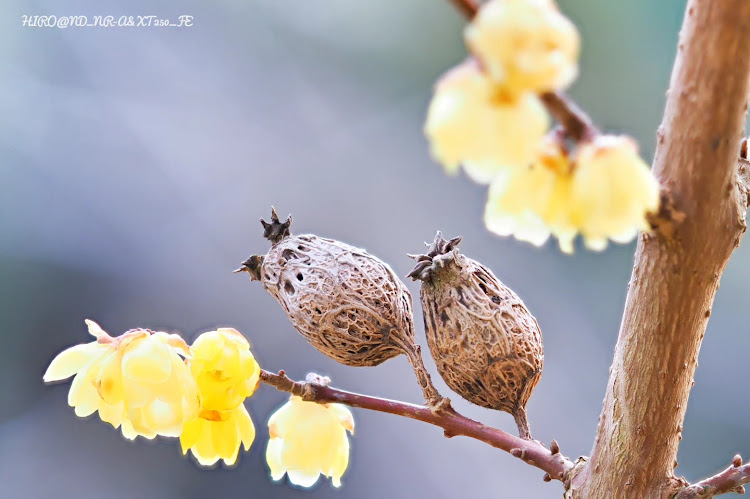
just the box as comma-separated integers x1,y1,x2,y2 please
2,1,748,497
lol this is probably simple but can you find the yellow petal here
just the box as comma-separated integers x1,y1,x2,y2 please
43,342,107,382
266,438,286,481
326,404,355,434
329,437,350,488
95,350,124,405
154,331,192,359
286,470,321,488
465,0,580,95
73,395,99,417
121,418,139,440
68,365,97,407
180,417,204,454
236,404,256,451
192,424,219,466
425,61,549,181
141,398,184,437
213,416,239,464
121,336,173,383
98,401,124,429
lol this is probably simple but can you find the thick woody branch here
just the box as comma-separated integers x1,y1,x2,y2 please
259,369,573,483
572,1,750,497
675,455,750,499
448,0,598,142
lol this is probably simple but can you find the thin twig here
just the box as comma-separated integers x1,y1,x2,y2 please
448,0,480,18
675,455,750,498
539,91,599,142
446,0,598,142
259,369,573,482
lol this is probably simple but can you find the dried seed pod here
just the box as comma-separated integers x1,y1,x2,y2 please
235,208,443,405
409,232,544,439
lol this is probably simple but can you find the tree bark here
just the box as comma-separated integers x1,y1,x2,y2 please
570,1,750,497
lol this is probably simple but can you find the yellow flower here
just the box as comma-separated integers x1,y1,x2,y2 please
466,0,580,96
43,320,200,439
188,328,260,411
485,138,577,252
179,328,261,466
569,135,659,250
266,397,354,488
179,404,256,466
484,135,659,252
424,60,549,183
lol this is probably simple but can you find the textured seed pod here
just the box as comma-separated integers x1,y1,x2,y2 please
409,232,544,439
235,209,442,404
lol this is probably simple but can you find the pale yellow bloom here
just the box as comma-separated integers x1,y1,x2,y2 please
485,139,577,252
43,320,200,439
466,0,580,96
180,404,256,466
179,328,261,466
425,61,549,183
188,328,261,411
484,135,659,252
569,135,659,250
266,397,354,488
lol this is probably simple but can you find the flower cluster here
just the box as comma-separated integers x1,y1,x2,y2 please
425,0,659,251
43,320,200,439
484,135,659,252
44,321,355,488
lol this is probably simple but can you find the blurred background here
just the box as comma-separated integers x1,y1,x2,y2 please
2,0,748,497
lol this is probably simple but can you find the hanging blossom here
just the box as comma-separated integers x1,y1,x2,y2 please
568,135,660,250
466,0,580,97
266,396,354,488
180,328,261,466
424,60,550,184
43,320,200,439
484,136,576,250
485,135,659,252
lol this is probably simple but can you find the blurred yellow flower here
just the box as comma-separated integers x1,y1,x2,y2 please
424,60,549,183
180,328,261,466
188,328,260,411
266,396,354,488
43,320,200,439
569,135,660,250
485,139,577,251
485,135,659,252
466,0,580,96
180,404,256,466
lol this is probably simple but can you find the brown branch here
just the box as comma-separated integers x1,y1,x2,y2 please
448,0,480,19
259,369,573,483
675,455,750,499
447,0,598,142
570,1,750,497
539,91,599,142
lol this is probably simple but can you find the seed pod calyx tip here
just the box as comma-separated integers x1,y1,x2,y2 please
261,206,292,245
407,231,463,282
